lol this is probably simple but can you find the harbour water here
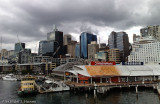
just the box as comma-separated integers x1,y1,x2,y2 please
0,80,160,104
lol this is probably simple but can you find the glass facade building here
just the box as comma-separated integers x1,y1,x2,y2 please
38,40,58,57
108,31,130,62
80,32,97,59
75,44,80,58
14,43,25,53
47,30,63,57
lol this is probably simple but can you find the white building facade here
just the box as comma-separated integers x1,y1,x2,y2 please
128,37,160,64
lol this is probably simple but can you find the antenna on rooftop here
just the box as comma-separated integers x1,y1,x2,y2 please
53,24,58,31
17,33,23,52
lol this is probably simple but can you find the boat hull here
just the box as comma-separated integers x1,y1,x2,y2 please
2,77,17,81
18,90,37,96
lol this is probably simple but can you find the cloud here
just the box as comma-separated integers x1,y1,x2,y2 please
0,0,159,51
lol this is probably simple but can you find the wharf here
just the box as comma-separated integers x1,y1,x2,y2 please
65,81,158,88
34,76,69,94
65,81,160,94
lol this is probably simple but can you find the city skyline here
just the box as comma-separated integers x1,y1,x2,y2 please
0,0,160,52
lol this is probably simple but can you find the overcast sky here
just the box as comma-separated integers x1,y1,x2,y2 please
0,0,160,53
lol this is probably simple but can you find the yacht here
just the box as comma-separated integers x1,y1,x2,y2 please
2,74,17,81
41,80,70,92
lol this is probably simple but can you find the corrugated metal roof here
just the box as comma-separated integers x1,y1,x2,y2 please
73,65,91,77
130,70,153,76
116,65,130,76
76,70,91,77
85,66,120,77
117,65,155,76
67,70,77,75
73,65,160,77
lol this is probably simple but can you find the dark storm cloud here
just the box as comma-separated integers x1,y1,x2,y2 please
0,0,160,49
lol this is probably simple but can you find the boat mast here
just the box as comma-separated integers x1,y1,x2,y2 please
0,36,3,65
1,36,2,60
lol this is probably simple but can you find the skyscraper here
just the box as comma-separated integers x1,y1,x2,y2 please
67,41,77,58
18,49,31,64
88,41,99,60
75,44,80,58
63,34,72,55
14,43,25,53
63,34,71,45
128,37,160,64
47,27,63,57
108,31,130,62
80,32,97,59
38,40,58,57
140,25,160,41
108,49,121,64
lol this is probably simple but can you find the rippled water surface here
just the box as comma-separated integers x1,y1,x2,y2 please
0,80,160,104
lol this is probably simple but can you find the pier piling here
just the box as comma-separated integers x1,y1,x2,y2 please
136,86,138,93
94,89,96,97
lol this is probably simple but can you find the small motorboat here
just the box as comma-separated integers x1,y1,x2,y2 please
2,74,17,81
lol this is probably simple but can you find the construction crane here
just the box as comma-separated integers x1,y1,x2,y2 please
52,46,60,57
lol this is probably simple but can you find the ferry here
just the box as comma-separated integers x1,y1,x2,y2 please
18,75,37,95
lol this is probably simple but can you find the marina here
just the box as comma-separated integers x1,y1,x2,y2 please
1,62,160,104
2,62,160,95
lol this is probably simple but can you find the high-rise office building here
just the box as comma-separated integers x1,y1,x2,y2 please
140,25,160,41
128,37,160,64
108,31,130,62
99,43,108,51
38,40,58,57
7,50,14,59
14,43,25,53
75,44,80,58
63,34,71,45
18,49,31,64
88,41,99,60
108,49,121,64
67,41,77,58
47,27,63,57
0,49,8,59
80,32,97,59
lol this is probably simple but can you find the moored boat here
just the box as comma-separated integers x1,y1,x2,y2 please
41,80,70,92
2,74,17,81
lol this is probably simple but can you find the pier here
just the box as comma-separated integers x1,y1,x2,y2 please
65,80,160,94
59,63,160,95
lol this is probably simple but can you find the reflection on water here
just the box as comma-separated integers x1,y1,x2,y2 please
0,80,160,104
